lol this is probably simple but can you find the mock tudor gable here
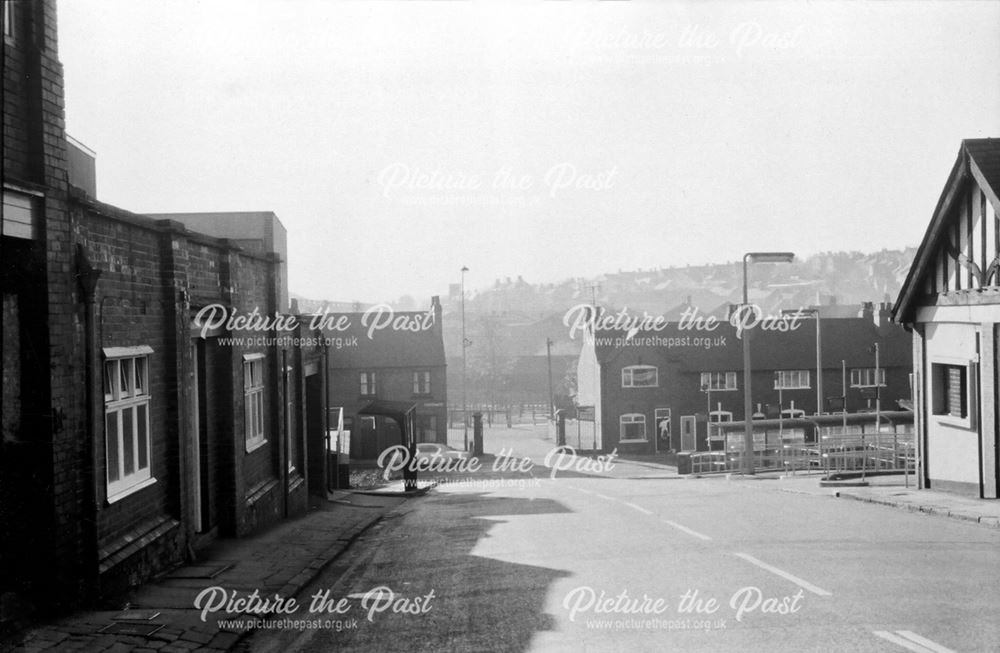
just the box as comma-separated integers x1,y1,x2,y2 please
893,139,1000,323
892,138,1000,498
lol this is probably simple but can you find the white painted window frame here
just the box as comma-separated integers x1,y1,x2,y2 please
103,348,155,502
619,413,648,442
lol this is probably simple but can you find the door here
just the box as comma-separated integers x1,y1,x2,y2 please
680,415,696,451
305,374,326,495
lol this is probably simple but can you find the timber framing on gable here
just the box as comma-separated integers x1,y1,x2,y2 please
893,139,1000,324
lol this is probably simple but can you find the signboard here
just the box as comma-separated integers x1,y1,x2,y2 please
327,406,350,457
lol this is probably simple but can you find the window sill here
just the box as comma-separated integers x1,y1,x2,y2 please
622,386,659,389
106,476,157,505
932,414,975,430
619,438,649,443
245,438,269,454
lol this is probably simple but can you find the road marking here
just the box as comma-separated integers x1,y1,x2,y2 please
594,493,615,501
623,502,652,515
732,553,832,596
662,519,712,541
895,631,956,653
873,630,954,653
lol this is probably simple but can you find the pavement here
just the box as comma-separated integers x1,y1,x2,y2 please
723,470,1000,529
1,492,407,653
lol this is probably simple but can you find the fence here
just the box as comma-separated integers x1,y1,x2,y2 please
448,403,553,428
690,423,915,478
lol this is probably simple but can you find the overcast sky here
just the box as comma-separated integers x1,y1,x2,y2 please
58,1,1000,304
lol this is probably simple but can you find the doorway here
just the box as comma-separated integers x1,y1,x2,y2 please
680,415,696,451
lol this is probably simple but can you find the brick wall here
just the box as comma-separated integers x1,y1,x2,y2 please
2,0,309,611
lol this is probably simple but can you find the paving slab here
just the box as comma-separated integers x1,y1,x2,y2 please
727,471,1000,528
1,494,407,653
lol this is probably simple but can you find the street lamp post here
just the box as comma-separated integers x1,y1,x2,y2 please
461,266,469,452
742,252,795,475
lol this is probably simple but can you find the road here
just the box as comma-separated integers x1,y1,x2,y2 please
240,424,1000,652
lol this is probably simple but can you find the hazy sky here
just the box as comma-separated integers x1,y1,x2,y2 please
58,1,1000,303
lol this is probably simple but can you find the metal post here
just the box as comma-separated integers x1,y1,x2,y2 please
842,359,848,432
704,382,712,449
546,337,555,422
874,342,881,472
742,255,753,474
461,266,469,451
815,313,823,416
740,252,795,474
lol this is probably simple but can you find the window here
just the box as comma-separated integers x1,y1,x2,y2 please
360,371,377,396
700,371,737,391
709,410,733,423
931,362,970,421
619,414,647,442
103,348,153,501
622,365,658,388
3,190,39,240
850,368,886,388
244,354,266,451
413,371,431,395
3,1,14,39
774,370,810,390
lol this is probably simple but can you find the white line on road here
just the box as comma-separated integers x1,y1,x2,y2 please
623,502,652,515
894,631,956,653
732,553,832,596
594,493,616,501
661,519,712,541
872,630,952,653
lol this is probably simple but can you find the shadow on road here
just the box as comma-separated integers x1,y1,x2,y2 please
321,492,575,653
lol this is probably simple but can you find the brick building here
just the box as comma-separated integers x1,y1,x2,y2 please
1,0,324,618
575,303,912,454
317,298,448,460
892,138,1000,498
144,211,290,312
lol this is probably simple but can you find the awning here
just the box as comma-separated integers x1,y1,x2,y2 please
358,400,417,423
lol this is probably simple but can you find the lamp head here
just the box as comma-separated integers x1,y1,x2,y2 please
745,252,795,264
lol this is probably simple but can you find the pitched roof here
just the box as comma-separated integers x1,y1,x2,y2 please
892,138,1000,323
318,307,446,369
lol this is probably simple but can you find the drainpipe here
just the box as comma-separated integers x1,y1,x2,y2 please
76,246,102,600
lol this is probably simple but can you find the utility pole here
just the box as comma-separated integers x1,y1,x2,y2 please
461,266,469,451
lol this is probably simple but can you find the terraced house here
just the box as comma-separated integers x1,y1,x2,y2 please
1,0,325,621
575,302,912,455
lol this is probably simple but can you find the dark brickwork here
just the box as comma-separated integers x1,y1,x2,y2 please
1,0,315,615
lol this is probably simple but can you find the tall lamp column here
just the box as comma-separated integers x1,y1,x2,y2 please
741,252,795,474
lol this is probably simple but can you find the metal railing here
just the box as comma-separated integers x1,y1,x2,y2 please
689,424,915,478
